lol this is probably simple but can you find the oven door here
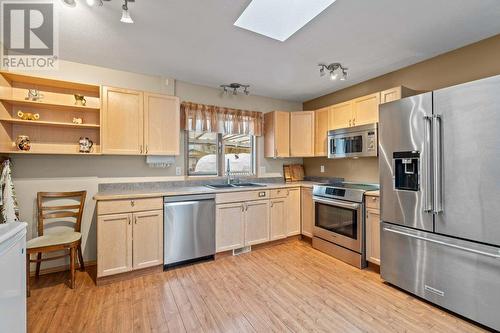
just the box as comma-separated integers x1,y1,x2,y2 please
313,196,363,252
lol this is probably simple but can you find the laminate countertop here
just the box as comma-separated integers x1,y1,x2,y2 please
365,190,380,197
93,181,320,201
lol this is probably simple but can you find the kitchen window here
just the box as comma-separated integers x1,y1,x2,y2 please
187,131,255,176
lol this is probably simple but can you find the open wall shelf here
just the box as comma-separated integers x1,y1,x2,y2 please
0,71,101,155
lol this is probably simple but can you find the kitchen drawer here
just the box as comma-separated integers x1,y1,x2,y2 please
270,188,289,199
98,197,163,215
216,190,269,204
365,195,380,209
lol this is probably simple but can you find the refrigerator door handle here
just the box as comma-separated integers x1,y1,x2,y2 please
433,114,443,214
423,115,433,213
383,227,500,259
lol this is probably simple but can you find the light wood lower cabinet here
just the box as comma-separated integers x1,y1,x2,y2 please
270,198,287,240
286,188,301,236
216,200,270,252
216,203,245,252
97,213,132,277
244,200,270,246
132,210,164,270
365,197,381,265
97,201,163,278
301,187,313,237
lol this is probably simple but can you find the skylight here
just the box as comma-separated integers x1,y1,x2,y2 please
234,0,336,42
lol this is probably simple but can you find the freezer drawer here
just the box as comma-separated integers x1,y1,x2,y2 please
381,222,500,331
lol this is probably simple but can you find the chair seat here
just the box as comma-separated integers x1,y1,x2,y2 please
27,231,81,249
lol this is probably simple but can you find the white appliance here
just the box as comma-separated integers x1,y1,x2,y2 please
0,222,27,333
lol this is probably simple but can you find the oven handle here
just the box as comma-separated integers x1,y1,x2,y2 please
313,197,361,210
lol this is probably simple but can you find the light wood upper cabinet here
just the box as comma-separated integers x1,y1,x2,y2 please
216,203,245,252
352,92,380,126
244,200,270,246
102,86,144,154
132,210,163,270
286,188,301,236
97,213,132,277
380,87,401,104
264,111,290,158
366,208,381,265
315,107,330,156
329,101,353,130
270,198,287,240
144,93,180,155
301,187,314,238
290,111,315,157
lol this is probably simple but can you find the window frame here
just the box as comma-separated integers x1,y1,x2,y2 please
185,131,256,177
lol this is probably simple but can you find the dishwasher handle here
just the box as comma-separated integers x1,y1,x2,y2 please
164,194,215,203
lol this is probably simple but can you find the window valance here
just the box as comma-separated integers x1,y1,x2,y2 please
181,101,264,136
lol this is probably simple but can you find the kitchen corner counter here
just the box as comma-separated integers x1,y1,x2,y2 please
365,190,380,197
93,181,320,201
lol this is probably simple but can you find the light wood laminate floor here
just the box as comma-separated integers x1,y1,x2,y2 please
28,240,487,333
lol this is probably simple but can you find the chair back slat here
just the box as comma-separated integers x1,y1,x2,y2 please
41,204,82,211
43,211,79,220
37,191,87,235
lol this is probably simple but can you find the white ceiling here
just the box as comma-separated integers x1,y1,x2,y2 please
55,0,500,102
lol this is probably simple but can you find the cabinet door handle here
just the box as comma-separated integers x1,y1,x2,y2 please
130,200,135,207
140,145,143,154
241,204,245,212
349,119,352,127
146,145,148,154
134,216,137,224
128,216,131,225
275,148,278,157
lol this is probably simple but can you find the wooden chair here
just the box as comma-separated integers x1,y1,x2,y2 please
26,191,87,296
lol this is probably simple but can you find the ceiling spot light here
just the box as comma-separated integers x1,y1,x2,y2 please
220,83,250,96
319,63,348,82
61,0,76,7
120,0,134,24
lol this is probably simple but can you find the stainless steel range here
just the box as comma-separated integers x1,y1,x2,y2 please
312,182,378,269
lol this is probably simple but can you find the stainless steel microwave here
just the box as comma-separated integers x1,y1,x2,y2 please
328,123,378,159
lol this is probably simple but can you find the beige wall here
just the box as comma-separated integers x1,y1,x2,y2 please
303,34,500,182
12,60,302,270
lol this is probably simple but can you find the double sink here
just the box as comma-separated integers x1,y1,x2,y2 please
205,183,266,189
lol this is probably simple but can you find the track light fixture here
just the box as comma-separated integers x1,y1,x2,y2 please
220,83,250,96
318,63,348,81
61,0,133,23
120,0,134,23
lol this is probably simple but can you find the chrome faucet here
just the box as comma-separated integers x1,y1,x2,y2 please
226,159,232,185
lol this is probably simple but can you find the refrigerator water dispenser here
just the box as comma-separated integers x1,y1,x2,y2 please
393,151,420,191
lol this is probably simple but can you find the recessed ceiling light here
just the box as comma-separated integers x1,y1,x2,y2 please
234,0,336,42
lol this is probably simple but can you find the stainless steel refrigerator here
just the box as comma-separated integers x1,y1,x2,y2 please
379,74,500,331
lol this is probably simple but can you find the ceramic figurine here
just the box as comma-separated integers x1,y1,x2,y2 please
25,89,43,101
74,94,87,106
79,137,93,153
16,135,31,151
17,111,40,121
72,117,83,124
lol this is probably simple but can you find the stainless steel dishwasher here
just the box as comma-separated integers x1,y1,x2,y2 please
163,194,215,269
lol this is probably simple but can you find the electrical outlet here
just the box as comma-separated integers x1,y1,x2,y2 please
320,165,325,173
175,167,182,176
